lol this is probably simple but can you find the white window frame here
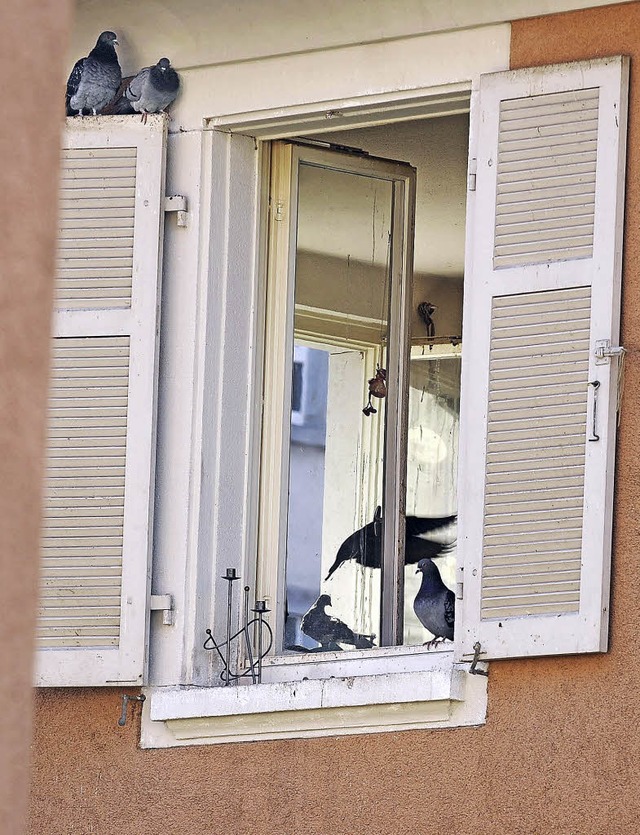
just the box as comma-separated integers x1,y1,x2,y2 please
258,140,418,654
141,24,510,747
142,54,627,749
142,93,489,748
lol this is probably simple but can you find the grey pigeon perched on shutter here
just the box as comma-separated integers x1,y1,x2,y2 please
301,594,376,650
66,31,122,116
324,506,456,581
413,557,455,646
124,58,180,123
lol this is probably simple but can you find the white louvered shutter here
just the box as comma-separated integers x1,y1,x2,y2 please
456,57,628,661
35,115,167,686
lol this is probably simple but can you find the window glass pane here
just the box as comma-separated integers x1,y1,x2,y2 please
284,162,393,654
404,350,460,646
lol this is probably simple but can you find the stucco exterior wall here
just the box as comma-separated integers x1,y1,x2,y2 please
0,2,72,834
29,3,640,834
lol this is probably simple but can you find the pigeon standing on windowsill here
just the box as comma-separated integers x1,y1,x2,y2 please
301,594,376,650
66,31,122,116
413,557,455,647
125,58,181,123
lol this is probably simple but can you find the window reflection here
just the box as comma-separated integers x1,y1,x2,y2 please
284,163,392,653
282,159,460,654
404,351,460,646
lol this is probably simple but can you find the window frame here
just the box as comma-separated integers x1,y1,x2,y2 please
257,140,418,656
143,52,515,742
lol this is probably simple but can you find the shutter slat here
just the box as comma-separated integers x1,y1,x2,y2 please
481,288,591,619
494,88,599,268
55,145,137,310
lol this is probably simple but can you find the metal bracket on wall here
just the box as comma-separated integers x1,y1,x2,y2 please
469,641,489,676
118,693,146,727
150,593,174,625
164,194,188,227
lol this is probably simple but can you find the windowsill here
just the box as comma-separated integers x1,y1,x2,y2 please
140,648,488,747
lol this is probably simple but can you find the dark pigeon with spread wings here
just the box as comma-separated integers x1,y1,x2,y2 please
66,31,121,116
324,506,456,581
413,557,455,646
301,594,375,651
125,58,180,122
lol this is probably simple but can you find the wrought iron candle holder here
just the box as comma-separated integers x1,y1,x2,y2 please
203,568,273,685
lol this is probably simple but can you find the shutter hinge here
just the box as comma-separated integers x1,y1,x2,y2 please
456,580,463,600
164,195,188,227
467,157,477,192
595,339,626,365
274,199,286,222
150,593,174,625
118,693,145,727
469,641,489,677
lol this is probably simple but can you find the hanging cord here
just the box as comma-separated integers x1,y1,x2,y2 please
379,229,392,346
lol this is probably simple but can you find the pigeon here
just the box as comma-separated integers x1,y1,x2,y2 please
100,76,136,115
301,594,376,650
413,557,455,647
324,506,456,581
124,58,180,123
66,31,122,116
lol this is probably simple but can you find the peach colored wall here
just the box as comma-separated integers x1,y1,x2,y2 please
28,4,640,834
0,2,72,834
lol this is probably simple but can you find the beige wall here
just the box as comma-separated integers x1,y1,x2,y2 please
0,2,72,834
29,3,640,834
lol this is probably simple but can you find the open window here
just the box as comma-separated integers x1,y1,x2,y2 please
257,131,465,671
255,54,629,678
39,47,628,749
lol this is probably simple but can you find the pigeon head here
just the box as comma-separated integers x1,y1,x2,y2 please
416,558,433,574
316,593,332,608
157,58,171,72
97,31,119,47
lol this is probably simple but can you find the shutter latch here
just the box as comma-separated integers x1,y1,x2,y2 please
164,195,188,227
594,339,627,421
469,641,489,677
595,339,626,364
150,593,174,625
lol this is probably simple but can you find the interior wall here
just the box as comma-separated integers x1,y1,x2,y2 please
28,3,640,835
307,116,468,340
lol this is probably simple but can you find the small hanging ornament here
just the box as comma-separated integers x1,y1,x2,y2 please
363,366,387,416
417,301,437,338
